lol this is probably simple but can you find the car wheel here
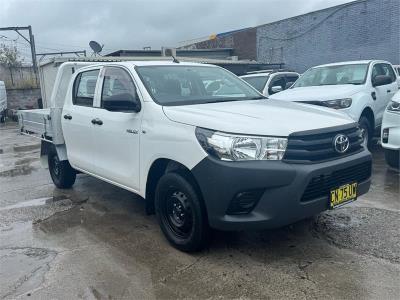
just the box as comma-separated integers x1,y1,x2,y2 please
384,149,400,169
155,172,209,252
48,148,76,189
359,116,372,149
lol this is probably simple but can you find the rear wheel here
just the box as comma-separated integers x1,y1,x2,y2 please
155,172,209,252
384,149,400,169
359,116,373,149
48,148,76,188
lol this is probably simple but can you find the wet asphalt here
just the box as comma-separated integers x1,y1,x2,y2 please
0,122,399,299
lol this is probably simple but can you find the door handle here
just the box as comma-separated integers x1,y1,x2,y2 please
91,118,103,125
387,90,391,93
63,114,72,120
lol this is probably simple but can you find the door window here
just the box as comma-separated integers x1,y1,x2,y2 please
372,64,396,83
101,67,139,111
268,75,285,95
73,69,100,107
285,75,299,89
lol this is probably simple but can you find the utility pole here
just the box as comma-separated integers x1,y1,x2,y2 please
0,26,38,74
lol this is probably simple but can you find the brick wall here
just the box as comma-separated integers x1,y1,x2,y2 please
257,0,400,72
6,88,41,110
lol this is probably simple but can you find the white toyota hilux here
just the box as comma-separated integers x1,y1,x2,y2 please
19,60,372,251
270,60,399,148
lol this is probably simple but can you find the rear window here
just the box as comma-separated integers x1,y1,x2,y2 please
241,76,269,92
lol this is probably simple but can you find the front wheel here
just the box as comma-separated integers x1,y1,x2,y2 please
384,149,400,169
155,172,209,252
358,116,372,149
48,148,76,189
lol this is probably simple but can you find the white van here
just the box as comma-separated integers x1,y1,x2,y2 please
0,81,7,123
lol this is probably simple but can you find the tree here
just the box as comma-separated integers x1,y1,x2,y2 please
0,44,23,85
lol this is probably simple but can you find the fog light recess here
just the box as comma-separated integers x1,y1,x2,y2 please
226,190,264,215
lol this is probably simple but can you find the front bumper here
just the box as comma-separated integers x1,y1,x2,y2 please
191,149,372,231
381,111,400,150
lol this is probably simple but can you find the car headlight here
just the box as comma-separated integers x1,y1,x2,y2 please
195,128,287,161
322,98,352,109
387,101,400,113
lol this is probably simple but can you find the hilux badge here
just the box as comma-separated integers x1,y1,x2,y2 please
333,134,349,153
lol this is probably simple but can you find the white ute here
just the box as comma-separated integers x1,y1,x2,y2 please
270,60,399,147
381,90,400,169
19,60,372,251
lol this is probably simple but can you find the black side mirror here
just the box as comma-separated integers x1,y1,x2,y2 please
103,93,141,112
372,75,392,87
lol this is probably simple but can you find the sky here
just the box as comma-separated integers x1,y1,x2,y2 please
0,0,354,62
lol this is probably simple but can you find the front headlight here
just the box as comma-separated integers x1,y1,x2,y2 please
195,128,287,161
322,98,352,109
387,101,400,113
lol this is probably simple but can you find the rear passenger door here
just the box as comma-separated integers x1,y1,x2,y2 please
61,68,100,173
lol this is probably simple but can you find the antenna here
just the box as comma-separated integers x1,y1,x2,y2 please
89,40,103,56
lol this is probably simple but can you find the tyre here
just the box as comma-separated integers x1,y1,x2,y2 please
359,116,373,149
155,172,209,252
48,148,76,189
384,149,400,169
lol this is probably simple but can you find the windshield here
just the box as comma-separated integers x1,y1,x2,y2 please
136,65,263,106
241,76,269,92
293,64,369,87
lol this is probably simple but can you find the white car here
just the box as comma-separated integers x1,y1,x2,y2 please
393,64,400,87
0,81,7,123
18,60,372,251
270,60,399,147
240,71,299,97
381,91,400,169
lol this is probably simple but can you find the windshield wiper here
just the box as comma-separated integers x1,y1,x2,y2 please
248,96,267,100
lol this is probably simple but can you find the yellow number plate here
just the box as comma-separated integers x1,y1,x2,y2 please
330,182,358,209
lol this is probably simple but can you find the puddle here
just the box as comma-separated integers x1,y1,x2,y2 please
0,197,53,211
13,144,40,153
0,165,35,177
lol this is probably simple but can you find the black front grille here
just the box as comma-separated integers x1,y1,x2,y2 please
284,125,363,163
301,161,372,202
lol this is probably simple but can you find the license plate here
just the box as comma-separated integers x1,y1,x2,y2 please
330,182,357,209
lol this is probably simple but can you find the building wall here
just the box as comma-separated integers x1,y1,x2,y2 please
180,29,257,60
6,88,41,110
257,0,400,72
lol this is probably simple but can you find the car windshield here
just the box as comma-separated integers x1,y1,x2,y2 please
241,75,269,92
136,65,263,106
293,64,369,87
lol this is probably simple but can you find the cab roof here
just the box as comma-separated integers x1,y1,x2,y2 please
315,60,390,68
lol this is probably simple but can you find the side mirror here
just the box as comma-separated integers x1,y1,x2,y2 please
372,75,392,87
103,93,141,112
285,82,294,89
271,86,283,94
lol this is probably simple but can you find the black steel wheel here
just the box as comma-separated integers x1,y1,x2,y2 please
359,116,372,149
48,148,76,189
384,149,400,169
155,172,208,252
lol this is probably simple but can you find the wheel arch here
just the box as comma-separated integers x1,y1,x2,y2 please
144,158,205,215
360,106,375,130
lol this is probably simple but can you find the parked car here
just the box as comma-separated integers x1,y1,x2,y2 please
240,70,299,97
269,60,398,148
381,90,400,169
18,60,372,251
393,64,400,87
0,81,7,123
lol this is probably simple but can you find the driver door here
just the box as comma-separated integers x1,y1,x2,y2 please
91,66,142,191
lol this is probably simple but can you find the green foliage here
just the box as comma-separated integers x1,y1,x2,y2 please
0,43,23,68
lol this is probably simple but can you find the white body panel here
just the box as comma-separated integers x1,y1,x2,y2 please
381,91,400,150
240,72,299,97
270,60,398,129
